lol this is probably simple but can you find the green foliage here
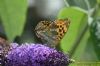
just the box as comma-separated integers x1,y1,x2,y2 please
0,0,27,42
90,18,100,60
58,0,100,65
97,0,100,4
58,7,88,54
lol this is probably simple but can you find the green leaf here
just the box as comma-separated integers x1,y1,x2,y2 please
66,0,96,10
0,0,28,42
71,29,98,61
71,29,90,60
70,36,99,66
90,17,100,60
67,0,88,10
97,0,100,4
57,7,88,53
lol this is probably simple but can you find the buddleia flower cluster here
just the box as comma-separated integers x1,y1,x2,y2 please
0,43,71,66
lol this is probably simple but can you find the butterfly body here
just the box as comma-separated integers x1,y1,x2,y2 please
35,19,70,47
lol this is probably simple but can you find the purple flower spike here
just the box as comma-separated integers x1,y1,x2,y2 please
5,43,71,66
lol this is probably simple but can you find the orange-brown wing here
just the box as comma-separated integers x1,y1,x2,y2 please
54,19,70,41
35,19,70,47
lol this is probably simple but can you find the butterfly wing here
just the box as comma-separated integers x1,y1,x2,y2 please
35,19,70,48
54,19,70,40
35,21,51,39
35,21,57,47
49,19,70,46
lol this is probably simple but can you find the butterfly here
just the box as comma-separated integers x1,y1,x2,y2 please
0,37,10,66
35,19,70,48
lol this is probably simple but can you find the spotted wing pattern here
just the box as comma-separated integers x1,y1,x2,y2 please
35,19,70,47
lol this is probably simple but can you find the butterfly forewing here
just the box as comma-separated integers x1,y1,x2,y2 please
54,19,70,41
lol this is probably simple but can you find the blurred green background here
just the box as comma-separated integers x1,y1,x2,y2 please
0,0,100,66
